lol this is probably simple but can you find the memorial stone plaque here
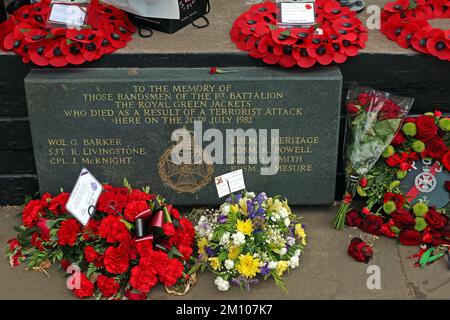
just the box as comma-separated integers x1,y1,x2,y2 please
25,67,342,205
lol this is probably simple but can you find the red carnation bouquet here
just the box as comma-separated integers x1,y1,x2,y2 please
6,184,196,300
0,0,136,67
334,84,413,229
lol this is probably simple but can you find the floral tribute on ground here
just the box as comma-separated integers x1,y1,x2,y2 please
230,0,368,68
0,0,136,67
381,0,450,61
5,184,196,299
343,111,450,265
194,191,307,291
334,84,414,230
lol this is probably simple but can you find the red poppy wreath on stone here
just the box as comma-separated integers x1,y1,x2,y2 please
0,0,136,67
381,0,450,61
230,0,368,68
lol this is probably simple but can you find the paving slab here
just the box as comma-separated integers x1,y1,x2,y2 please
2,205,449,300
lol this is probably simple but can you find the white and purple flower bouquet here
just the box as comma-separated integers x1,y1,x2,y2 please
194,191,307,292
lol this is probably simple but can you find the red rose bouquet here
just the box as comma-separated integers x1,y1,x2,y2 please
334,84,413,229
5,184,196,300
346,111,450,252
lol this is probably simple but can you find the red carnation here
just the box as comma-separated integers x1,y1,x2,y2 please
383,192,405,209
171,207,181,220
128,189,153,201
22,199,44,228
346,102,360,115
129,265,157,294
71,273,94,299
380,221,396,237
163,222,176,237
57,219,81,246
158,258,184,287
103,245,130,274
415,115,438,142
391,131,406,146
425,137,447,159
125,289,147,300
49,192,70,214
391,209,416,229
345,209,363,227
442,152,450,171
7,238,20,251
84,246,99,263
98,215,130,244
348,238,373,263
124,200,148,222
399,229,422,246
96,275,120,298
37,218,50,241
360,214,384,235
97,189,128,215
425,208,448,230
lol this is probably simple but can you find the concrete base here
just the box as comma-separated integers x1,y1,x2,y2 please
1,206,449,300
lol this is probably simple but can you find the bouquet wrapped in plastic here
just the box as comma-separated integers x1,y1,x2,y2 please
334,84,414,230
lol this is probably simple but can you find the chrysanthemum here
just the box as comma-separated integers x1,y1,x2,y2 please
236,253,260,278
236,219,254,235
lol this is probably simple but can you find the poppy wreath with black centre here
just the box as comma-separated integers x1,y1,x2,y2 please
0,0,136,67
230,0,368,68
381,0,450,61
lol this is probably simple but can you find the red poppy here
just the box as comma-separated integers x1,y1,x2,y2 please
384,0,411,13
427,29,450,60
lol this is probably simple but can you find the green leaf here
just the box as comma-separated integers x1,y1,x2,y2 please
373,118,401,143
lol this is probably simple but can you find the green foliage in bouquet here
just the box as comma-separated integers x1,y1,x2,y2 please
194,191,307,292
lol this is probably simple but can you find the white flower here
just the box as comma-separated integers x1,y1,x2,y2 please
231,232,246,246
268,261,278,270
214,276,230,291
271,213,280,222
246,192,256,198
224,259,234,270
279,207,289,219
294,249,301,257
220,232,230,246
221,204,230,216
284,218,291,227
289,255,300,269
280,247,287,256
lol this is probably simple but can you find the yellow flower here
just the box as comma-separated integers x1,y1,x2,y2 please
230,204,239,215
239,198,248,215
228,246,241,260
282,199,292,214
295,224,307,246
209,257,220,270
197,237,208,255
235,253,260,278
236,219,253,235
276,261,289,276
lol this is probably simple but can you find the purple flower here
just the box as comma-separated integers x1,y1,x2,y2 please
217,215,227,224
231,276,259,291
260,264,270,276
205,246,216,257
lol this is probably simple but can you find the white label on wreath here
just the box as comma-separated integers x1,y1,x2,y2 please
66,168,103,226
280,2,316,24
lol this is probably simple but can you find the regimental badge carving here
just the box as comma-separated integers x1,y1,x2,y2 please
158,140,213,194
401,159,450,208
414,160,437,193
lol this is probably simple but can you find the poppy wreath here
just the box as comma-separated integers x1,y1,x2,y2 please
0,0,136,67
230,0,368,68
5,184,196,300
381,0,450,61
346,111,450,248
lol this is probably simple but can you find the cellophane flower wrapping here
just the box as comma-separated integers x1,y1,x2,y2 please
194,191,307,292
333,84,414,229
